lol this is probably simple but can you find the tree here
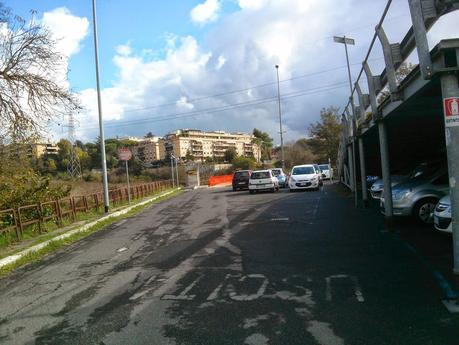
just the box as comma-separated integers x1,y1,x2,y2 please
377,62,415,105
280,139,316,169
308,107,341,166
252,128,273,161
224,147,237,163
56,139,72,171
232,156,258,170
145,132,154,138
0,7,80,143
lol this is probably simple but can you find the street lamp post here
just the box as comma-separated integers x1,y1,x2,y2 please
333,35,358,207
275,65,285,171
91,0,109,213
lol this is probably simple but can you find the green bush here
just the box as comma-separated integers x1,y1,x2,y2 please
0,169,71,210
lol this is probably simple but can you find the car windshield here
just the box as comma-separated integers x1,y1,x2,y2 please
319,164,329,170
408,164,439,180
251,171,270,179
234,171,249,178
271,169,281,176
292,166,315,175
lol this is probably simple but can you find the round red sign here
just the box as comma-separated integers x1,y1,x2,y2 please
118,148,132,161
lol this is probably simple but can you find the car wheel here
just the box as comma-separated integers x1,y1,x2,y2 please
413,198,438,224
232,187,237,192
249,190,255,194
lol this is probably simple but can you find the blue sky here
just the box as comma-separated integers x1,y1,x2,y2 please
6,0,238,90
5,1,459,142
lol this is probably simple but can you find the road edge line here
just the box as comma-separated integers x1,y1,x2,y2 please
0,188,181,270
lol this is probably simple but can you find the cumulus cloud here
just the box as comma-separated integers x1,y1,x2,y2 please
69,0,459,143
238,0,267,10
42,7,89,58
190,0,221,25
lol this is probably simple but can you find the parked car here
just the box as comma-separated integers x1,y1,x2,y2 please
249,170,279,194
318,164,333,180
288,164,321,191
434,195,452,233
232,170,252,191
312,164,324,186
271,168,287,188
380,167,449,224
370,161,442,200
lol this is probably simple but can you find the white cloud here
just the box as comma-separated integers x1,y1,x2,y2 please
190,0,221,25
216,55,226,70
42,7,89,58
176,96,195,110
71,0,459,144
238,0,267,10
116,44,132,56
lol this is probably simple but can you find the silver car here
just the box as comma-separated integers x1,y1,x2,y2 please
380,168,449,224
370,162,440,200
434,195,452,233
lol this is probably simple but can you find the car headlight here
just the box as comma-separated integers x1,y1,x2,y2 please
392,190,409,201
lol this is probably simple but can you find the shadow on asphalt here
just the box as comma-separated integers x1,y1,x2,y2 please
160,184,459,345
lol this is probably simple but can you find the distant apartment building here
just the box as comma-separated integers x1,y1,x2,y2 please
0,142,59,159
131,137,165,164
30,143,59,158
164,129,261,162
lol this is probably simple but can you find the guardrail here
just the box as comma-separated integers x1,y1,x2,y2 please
0,180,172,241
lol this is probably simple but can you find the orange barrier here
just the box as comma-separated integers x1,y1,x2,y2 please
208,174,234,187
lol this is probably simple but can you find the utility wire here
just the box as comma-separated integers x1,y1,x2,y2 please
109,57,384,115
78,81,349,131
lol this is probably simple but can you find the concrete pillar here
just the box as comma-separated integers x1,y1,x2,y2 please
358,137,369,207
347,144,355,192
440,73,459,274
378,120,393,221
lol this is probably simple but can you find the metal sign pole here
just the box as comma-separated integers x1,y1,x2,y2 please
441,74,459,274
175,157,179,187
125,160,131,204
170,156,175,187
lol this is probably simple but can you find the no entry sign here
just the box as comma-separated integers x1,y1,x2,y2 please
118,148,132,161
443,97,459,127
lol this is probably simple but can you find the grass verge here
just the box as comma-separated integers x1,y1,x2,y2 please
0,189,182,277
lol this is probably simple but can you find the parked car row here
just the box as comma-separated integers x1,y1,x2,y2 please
232,163,332,194
366,160,452,232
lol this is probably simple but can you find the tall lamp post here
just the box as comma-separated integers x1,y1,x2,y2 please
333,35,358,207
92,0,109,213
275,65,285,171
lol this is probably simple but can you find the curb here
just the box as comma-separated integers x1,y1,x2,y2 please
0,188,180,269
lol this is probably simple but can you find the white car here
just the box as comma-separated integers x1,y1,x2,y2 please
319,164,333,180
434,195,452,233
249,170,279,194
288,164,321,191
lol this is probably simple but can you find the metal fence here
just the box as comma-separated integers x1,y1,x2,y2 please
0,180,172,241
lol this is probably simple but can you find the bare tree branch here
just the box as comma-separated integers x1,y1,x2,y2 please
0,9,80,143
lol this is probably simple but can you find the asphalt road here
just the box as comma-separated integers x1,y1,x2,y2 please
0,183,458,345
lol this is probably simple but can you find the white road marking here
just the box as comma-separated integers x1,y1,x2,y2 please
117,247,128,253
244,333,269,345
162,274,203,300
229,274,269,301
270,217,289,221
307,320,345,345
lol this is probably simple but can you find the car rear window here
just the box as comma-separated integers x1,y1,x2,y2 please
234,171,249,178
292,167,315,175
251,171,270,179
319,165,329,170
271,169,281,176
